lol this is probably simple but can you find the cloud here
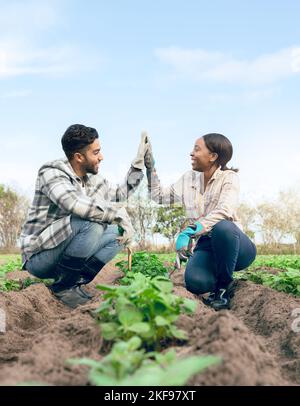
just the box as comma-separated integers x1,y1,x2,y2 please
155,46,300,85
0,39,92,78
0,1,60,37
0,1,104,78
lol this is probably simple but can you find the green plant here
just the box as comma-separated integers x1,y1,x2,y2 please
235,267,300,297
0,257,22,277
69,336,221,386
248,255,300,271
95,273,197,349
0,279,20,291
0,257,51,292
115,252,170,283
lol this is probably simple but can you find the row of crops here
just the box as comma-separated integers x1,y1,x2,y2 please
234,255,300,297
70,253,221,385
123,253,300,298
1,254,300,297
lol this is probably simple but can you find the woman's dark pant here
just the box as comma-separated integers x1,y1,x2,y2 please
184,220,257,295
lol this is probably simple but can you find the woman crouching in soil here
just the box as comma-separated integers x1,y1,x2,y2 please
145,133,257,310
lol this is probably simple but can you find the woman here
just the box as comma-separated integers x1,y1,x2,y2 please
145,133,257,310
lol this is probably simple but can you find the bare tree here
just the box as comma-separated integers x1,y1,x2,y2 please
237,202,256,240
256,187,300,246
126,181,158,249
0,184,29,251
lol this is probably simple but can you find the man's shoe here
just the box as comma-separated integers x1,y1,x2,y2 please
50,286,90,308
210,282,235,311
77,285,94,299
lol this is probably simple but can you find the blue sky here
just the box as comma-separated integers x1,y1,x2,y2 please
0,0,300,204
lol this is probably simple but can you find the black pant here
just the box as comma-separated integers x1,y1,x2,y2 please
184,220,257,294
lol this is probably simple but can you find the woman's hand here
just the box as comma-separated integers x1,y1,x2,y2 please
175,221,203,260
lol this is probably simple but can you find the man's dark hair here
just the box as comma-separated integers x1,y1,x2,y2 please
203,133,239,172
61,124,99,160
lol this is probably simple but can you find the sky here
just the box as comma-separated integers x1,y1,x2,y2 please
0,0,300,206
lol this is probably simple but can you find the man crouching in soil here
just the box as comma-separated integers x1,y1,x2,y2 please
20,124,150,308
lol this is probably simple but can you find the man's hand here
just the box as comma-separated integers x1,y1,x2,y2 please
115,207,135,247
131,132,152,170
144,136,155,170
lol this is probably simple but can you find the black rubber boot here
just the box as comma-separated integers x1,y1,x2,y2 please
49,254,90,308
202,291,216,306
77,257,106,299
210,281,236,311
52,286,90,308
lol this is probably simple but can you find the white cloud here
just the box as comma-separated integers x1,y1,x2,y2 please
0,39,89,78
155,46,300,84
0,1,104,78
0,1,60,37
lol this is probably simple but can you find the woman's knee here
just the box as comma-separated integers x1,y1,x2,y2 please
212,220,236,237
184,262,216,294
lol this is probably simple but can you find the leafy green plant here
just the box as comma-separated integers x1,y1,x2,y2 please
248,255,300,271
0,279,21,292
115,252,170,283
0,257,51,292
95,273,197,349
0,258,23,291
69,336,221,386
0,257,22,277
235,267,300,297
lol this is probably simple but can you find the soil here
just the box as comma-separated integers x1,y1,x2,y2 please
0,264,299,386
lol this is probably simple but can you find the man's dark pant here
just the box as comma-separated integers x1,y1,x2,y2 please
25,216,122,280
184,220,257,294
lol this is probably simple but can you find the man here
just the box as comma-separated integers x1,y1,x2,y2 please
20,124,150,308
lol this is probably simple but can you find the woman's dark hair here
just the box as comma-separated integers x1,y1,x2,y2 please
203,133,239,172
61,124,99,160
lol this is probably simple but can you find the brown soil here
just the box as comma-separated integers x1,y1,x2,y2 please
0,264,299,386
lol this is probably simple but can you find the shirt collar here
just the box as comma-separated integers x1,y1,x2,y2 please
210,166,222,182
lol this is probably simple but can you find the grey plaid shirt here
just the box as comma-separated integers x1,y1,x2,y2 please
20,159,143,260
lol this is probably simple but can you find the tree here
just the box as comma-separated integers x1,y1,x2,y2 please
153,205,186,246
126,181,158,249
278,188,300,245
0,184,29,251
237,202,256,240
256,187,300,246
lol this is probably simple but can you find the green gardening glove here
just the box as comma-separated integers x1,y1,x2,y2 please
175,222,203,261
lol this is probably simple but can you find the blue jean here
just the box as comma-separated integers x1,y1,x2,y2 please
184,220,257,294
25,216,122,279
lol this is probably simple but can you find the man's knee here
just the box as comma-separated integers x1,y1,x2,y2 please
71,217,104,237
105,224,120,238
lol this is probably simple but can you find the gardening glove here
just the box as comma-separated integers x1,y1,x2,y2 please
175,221,203,261
115,207,135,247
131,132,152,170
144,135,155,170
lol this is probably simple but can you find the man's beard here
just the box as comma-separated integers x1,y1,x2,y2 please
85,163,98,175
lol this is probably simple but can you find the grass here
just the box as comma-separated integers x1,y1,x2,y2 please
0,254,21,266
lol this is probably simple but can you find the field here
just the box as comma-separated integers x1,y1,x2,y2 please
0,253,299,386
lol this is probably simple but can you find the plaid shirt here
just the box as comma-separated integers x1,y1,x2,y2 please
148,166,241,234
20,159,143,260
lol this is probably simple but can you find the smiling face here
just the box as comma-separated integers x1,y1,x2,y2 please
190,137,218,172
75,139,104,175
